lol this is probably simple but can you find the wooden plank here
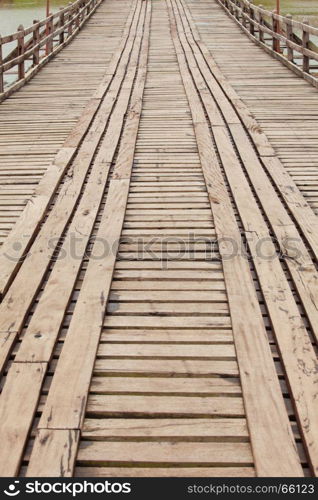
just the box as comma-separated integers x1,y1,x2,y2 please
27,0,151,477
77,441,253,465
93,359,238,377
75,467,255,477
89,376,242,394
113,270,223,279
211,129,318,474
262,155,318,258
110,281,226,290
26,429,79,477
106,302,229,315
0,363,46,476
108,290,227,301
99,328,233,342
82,418,248,438
103,316,232,328
97,343,235,358
215,0,318,88
4,0,318,479
181,0,318,259
86,395,244,416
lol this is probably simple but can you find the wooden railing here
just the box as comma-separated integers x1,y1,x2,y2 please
217,0,318,88
0,0,103,101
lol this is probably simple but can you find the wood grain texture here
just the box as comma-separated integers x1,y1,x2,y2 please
27,429,79,477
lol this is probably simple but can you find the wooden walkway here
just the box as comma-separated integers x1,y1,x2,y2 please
0,0,317,478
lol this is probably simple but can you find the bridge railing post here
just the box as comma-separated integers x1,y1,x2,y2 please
0,36,3,94
230,0,235,16
302,19,310,74
237,1,241,22
235,1,240,21
75,4,80,29
86,0,91,16
17,25,25,81
258,5,264,43
32,20,40,66
285,14,294,63
49,14,54,53
241,1,247,28
45,14,53,56
68,2,74,37
272,10,280,53
249,1,255,36
59,7,65,45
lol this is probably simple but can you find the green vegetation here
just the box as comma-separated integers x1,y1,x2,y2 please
255,0,318,26
0,0,65,8
0,0,66,35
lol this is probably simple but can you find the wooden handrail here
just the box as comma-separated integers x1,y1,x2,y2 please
0,0,104,101
0,0,92,44
218,0,318,88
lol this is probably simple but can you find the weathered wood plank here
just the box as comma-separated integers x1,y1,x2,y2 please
82,418,248,438
77,441,253,465
27,429,79,477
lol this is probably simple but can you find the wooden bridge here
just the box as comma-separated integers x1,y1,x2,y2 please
0,0,317,478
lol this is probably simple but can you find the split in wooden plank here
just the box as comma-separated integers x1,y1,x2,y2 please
26,429,79,477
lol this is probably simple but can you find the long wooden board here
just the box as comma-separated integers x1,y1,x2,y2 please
27,0,151,477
